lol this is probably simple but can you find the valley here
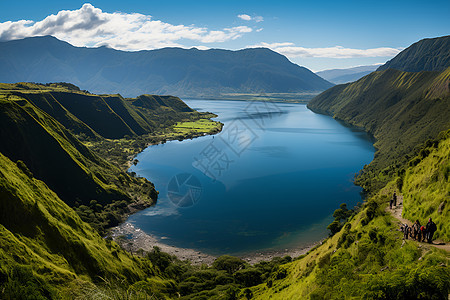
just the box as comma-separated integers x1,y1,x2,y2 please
0,27,448,299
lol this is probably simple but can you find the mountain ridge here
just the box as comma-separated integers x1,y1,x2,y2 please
316,65,379,84
377,35,450,72
0,36,333,97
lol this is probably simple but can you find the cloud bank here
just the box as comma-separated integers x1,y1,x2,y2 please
0,3,253,50
250,42,402,58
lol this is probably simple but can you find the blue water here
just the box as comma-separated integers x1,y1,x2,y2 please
128,100,375,255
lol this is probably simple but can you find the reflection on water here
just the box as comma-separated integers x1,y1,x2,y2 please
128,100,375,255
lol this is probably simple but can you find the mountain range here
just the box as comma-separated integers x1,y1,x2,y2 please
315,65,379,84
0,36,333,98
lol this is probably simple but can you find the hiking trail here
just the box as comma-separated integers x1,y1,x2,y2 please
386,194,450,252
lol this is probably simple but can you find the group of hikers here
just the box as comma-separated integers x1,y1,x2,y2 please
401,218,438,243
390,192,438,243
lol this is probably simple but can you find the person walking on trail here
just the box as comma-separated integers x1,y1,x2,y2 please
392,192,397,207
420,225,426,242
411,220,421,241
402,223,411,239
425,218,437,243
389,197,393,209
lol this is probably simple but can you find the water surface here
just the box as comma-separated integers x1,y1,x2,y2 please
128,100,375,255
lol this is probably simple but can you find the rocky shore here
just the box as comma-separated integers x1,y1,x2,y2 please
110,222,321,265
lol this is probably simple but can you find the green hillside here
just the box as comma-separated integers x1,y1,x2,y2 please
402,130,450,240
1,82,196,139
377,35,450,72
0,93,158,233
308,67,450,191
0,151,159,298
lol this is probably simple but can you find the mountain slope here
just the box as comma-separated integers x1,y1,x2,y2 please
402,130,450,240
0,151,158,298
316,65,379,84
0,36,333,97
0,84,174,234
377,35,450,72
1,82,195,139
308,67,450,191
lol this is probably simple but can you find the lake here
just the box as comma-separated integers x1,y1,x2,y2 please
127,100,375,256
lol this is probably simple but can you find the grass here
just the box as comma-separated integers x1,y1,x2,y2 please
172,118,222,134
401,130,450,241
0,152,157,298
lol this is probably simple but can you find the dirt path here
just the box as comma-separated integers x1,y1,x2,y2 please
387,195,450,252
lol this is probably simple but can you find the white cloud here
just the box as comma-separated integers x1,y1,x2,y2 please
238,14,252,21
0,3,253,51
237,14,264,22
249,42,402,58
253,16,264,23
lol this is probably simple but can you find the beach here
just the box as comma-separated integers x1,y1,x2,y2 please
110,222,322,265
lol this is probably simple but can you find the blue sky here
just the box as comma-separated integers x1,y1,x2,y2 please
1,0,449,71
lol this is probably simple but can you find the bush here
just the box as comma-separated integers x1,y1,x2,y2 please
147,246,174,272
213,255,245,274
234,268,263,287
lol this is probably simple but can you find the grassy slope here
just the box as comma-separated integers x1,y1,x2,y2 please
0,152,156,298
307,67,450,191
0,94,156,207
251,133,450,299
402,130,450,240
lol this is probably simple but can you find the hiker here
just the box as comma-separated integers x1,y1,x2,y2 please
389,198,393,209
420,225,426,242
425,218,437,243
402,223,411,239
411,220,421,241
392,192,397,207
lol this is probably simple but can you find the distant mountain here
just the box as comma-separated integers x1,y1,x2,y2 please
377,35,450,72
316,65,379,84
0,36,333,98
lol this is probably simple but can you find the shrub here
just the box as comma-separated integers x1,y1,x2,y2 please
213,255,245,274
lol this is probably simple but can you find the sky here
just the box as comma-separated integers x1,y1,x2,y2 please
1,0,449,71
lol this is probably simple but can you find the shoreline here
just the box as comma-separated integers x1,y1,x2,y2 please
110,222,322,265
